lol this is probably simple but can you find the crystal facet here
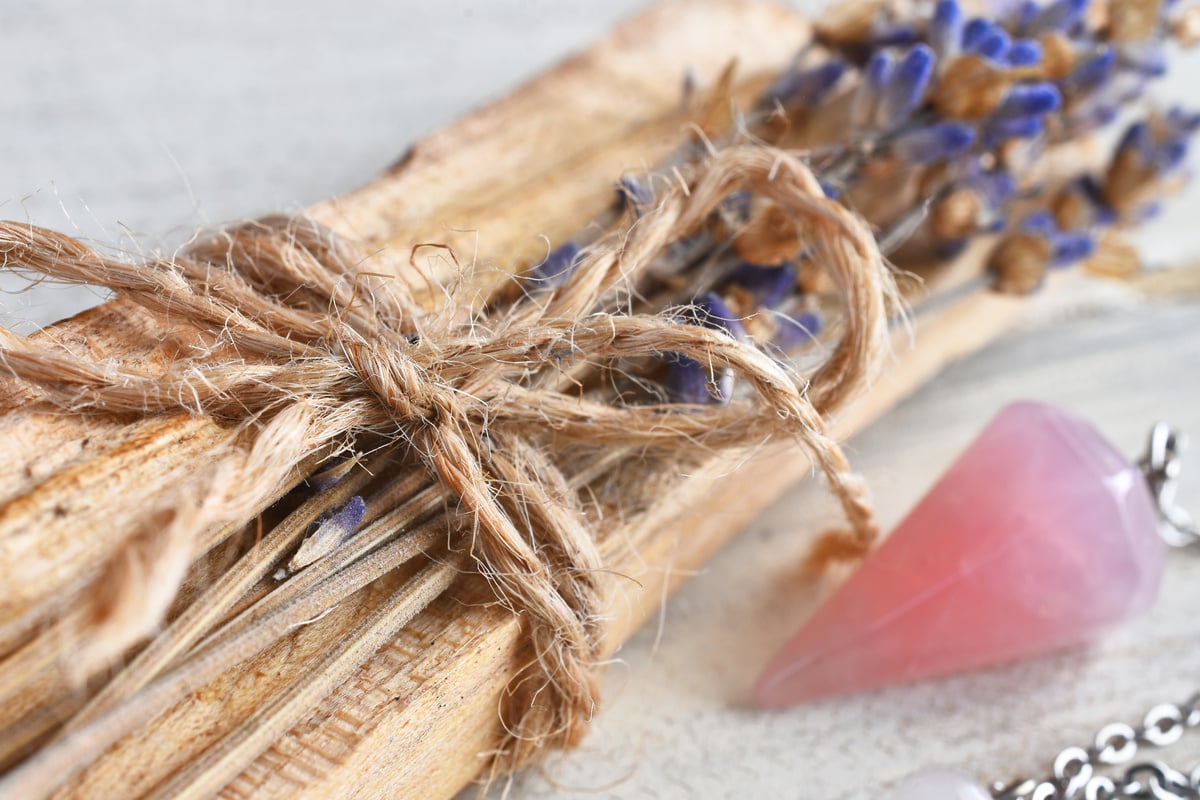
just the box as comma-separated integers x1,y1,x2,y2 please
755,402,1164,707
884,770,992,800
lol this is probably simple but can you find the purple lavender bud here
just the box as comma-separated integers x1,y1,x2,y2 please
772,310,823,351
726,261,798,308
819,180,840,199
1050,231,1095,266
693,291,749,339
1076,176,1119,225
532,241,583,285
1028,0,1088,34
1061,48,1116,95
873,23,920,47
760,59,849,109
975,170,1018,204
854,50,894,128
1006,39,1043,66
1156,138,1189,172
1020,211,1057,235
1070,101,1119,130
720,191,753,225
862,50,894,100
930,0,964,60
287,495,368,572
1116,121,1154,164
1120,43,1168,78
617,175,653,212
962,18,993,49
891,121,976,164
992,83,1063,121
1168,107,1200,135
966,24,1012,61
865,50,894,90
1137,201,1163,221
665,354,732,405
935,237,970,259
1014,0,1040,34
319,496,367,545
983,115,1045,147
878,44,936,126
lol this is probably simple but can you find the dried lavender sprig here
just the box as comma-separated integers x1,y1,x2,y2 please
519,0,1197,404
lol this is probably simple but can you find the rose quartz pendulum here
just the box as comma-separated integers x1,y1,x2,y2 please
755,401,1165,708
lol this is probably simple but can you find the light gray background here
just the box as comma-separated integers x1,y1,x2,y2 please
4,3,1200,798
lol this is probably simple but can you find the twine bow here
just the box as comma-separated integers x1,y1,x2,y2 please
0,145,895,768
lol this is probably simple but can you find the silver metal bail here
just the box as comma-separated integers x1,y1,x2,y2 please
1139,422,1200,548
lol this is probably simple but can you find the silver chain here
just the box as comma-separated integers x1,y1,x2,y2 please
988,693,1200,799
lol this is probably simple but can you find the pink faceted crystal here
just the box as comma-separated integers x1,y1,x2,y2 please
755,402,1165,708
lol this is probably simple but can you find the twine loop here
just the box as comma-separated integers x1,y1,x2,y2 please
0,145,897,769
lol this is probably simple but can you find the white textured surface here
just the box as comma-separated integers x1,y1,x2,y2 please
4,3,1200,799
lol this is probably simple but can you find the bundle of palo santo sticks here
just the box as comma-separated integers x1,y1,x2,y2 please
0,1,1197,798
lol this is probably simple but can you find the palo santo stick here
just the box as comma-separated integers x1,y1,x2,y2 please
0,2,1094,799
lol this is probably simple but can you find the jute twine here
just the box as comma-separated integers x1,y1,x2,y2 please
0,145,896,772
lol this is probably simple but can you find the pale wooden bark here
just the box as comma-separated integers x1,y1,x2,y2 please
0,2,1076,798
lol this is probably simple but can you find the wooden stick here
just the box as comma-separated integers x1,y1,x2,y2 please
0,2,1088,798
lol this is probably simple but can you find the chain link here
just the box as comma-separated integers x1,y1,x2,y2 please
989,693,1200,800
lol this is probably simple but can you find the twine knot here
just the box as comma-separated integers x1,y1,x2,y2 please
0,145,897,770
341,339,451,424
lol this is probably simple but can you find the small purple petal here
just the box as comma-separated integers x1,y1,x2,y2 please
287,495,368,572
854,50,894,127
772,310,823,351
1069,101,1119,130
532,241,582,285
693,291,748,339
726,261,798,309
315,496,367,546
1050,231,1095,266
1014,0,1040,34
760,59,848,109
719,191,753,226
872,23,920,47
966,24,1012,61
1028,0,1089,35
935,237,970,259
865,50,895,91
878,44,936,126
1168,107,1200,134
984,115,1045,147
1116,121,1154,164
891,121,976,164
1006,39,1043,66
1156,138,1189,172
1136,201,1163,221
1061,48,1116,95
1079,176,1119,224
1120,42,1168,78
617,175,654,211
666,355,731,405
1021,211,1057,235
974,170,1018,205
992,83,1063,121
930,0,964,60
962,18,993,49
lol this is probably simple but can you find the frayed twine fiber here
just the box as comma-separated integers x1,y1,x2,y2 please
0,145,895,775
